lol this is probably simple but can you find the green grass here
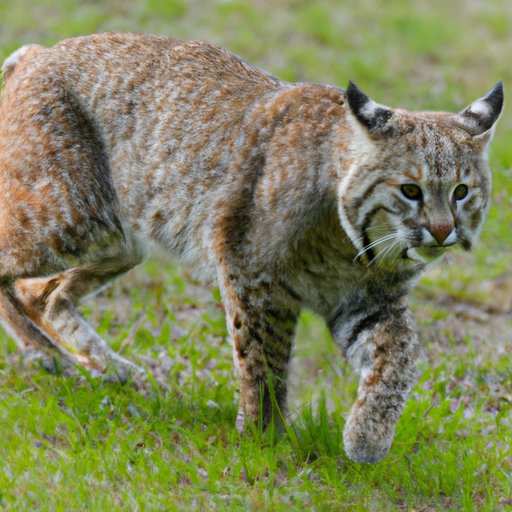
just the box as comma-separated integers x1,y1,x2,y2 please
1,1,511,510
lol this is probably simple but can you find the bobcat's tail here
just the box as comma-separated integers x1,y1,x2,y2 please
2,44,44,83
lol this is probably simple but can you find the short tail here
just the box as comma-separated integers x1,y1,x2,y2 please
2,44,44,82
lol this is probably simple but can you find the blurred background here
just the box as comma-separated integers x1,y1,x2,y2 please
0,1,511,510
2,0,512,109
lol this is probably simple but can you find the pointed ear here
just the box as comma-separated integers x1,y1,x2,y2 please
454,82,504,136
345,81,394,134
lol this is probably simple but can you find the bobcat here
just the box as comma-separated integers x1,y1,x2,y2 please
0,33,503,463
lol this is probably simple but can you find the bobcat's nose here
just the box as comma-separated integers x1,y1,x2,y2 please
428,223,454,245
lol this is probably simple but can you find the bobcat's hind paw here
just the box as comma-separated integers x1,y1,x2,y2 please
76,349,147,386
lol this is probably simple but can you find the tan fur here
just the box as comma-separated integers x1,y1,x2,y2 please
0,33,502,462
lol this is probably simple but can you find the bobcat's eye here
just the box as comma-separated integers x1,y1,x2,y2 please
400,184,422,201
453,184,469,201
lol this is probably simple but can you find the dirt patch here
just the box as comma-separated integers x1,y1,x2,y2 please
414,275,512,364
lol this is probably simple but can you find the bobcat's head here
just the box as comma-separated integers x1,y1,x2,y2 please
337,81,503,268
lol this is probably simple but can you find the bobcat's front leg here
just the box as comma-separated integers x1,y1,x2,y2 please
331,303,420,463
218,270,300,431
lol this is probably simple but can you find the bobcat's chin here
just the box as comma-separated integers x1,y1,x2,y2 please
407,245,452,264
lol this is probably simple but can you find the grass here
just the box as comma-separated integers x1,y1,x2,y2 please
0,1,511,510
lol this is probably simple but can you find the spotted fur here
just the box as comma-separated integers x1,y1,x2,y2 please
0,33,503,463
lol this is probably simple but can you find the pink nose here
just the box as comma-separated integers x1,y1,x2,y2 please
429,223,453,245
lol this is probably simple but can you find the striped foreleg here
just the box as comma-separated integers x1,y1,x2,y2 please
331,302,420,463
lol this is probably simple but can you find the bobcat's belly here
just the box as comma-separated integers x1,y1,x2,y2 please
113,181,219,283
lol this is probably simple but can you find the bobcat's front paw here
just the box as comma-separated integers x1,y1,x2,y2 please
342,407,396,463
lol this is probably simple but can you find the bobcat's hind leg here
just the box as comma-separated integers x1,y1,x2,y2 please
218,267,301,431
10,253,144,380
0,285,78,369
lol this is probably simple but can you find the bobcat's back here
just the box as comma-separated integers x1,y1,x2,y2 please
2,33,349,280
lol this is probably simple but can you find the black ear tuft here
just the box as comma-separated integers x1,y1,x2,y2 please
346,80,371,115
346,81,393,133
456,81,504,136
484,81,504,114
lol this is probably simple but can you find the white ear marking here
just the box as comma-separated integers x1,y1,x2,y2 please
467,100,491,117
455,81,504,136
345,81,394,133
360,99,381,118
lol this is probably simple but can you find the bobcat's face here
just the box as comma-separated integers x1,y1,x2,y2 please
338,82,503,268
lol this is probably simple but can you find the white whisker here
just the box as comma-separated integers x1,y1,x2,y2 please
368,240,396,266
353,225,390,246
375,239,404,267
354,232,398,261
